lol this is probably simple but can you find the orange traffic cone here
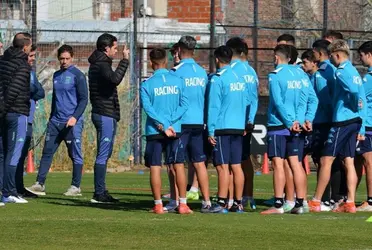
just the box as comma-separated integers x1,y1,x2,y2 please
262,153,270,174
304,155,310,175
26,150,35,173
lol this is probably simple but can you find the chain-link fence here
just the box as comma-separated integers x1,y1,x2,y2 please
0,18,135,170
2,0,372,168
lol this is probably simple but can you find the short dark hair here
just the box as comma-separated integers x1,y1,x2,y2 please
288,45,298,64
277,34,295,44
358,41,372,55
214,45,233,64
178,36,197,50
312,39,331,55
13,32,32,49
170,42,180,56
96,33,117,52
31,44,37,52
226,37,248,56
58,45,74,58
301,49,316,62
323,30,343,40
274,44,291,60
150,48,167,65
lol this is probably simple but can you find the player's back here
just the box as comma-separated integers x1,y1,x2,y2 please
267,64,302,128
292,65,318,125
208,65,247,134
141,69,184,136
231,60,259,121
333,60,362,124
231,59,258,87
171,58,207,126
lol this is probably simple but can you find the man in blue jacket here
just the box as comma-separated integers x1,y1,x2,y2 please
355,41,372,211
26,45,88,197
140,48,191,214
226,37,259,210
207,46,248,213
16,45,45,197
309,40,365,213
261,45,307,215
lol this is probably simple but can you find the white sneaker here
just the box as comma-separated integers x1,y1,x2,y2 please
320,202,332,212
63,186,82,197
26,182,46,196
0,202,4,207
6,195,28,204
357,202,372,212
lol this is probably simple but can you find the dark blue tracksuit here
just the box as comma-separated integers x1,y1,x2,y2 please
36,65,88,187
15,71,45,193
92,113,118,194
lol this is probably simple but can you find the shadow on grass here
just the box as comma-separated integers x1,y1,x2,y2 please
37,195,270,213
46,198,155,212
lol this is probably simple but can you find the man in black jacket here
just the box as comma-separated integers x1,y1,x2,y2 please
0,32,32,204
88,33,129,203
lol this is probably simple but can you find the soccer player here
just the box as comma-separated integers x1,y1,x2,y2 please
355,41,372,211
88,33,129,203
301,49,331,165
26,45,88,197
288,47,318,214
261,45,307,215
141,48,191,214
1,33,32,204
309,40,365,213
312,39,347,210
207,45,247,213
16,45,45,197
323,30,344,43
167,36,211,212
226,37,258,210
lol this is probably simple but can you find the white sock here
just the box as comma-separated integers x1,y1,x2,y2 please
202,200,211,207
189,186,199,193
312,197,321,202
179,197,187,204
303,200,308,206
154,199,162,205
346,200,354,203
228,199,234,207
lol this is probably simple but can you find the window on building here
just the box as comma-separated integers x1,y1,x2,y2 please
281,0,294,21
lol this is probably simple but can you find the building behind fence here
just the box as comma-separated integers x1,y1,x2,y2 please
1,0,372,170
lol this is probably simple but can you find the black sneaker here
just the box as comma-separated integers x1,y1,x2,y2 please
19,189,39,198
90,191,119,204
104,190,119,203
229,203,245,213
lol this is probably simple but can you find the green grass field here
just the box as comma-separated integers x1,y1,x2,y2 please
0,172,371,250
